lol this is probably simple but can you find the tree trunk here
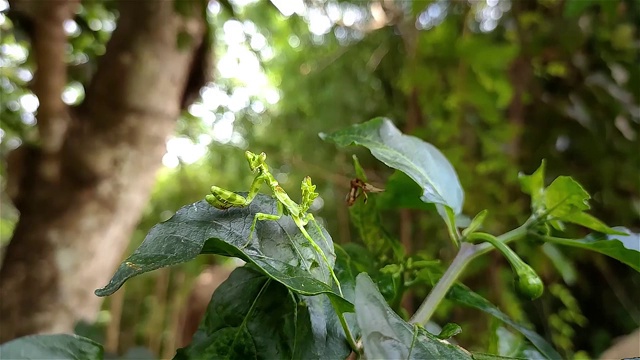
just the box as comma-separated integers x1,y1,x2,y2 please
0,0,208,342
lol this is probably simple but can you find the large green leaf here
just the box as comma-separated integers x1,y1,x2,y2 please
540,227,640,272
174,266,350,360
321,117,464,215
0,334,103,360
355,273,472,359
447,285,561,359
96,195,351,311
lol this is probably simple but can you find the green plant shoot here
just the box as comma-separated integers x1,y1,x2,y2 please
205,151,343,296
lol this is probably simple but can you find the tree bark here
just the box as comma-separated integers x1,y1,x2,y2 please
0,0,208,342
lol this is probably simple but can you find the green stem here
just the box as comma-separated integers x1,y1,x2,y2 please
409,222,531,326
473,218,533,256
330,298,358,352
409,242,477,325
467,232,520,266
531,233,582,246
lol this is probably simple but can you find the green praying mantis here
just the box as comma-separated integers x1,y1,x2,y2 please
205,151,343,296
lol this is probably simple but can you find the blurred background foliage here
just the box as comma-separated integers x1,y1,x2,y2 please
1,0,638,358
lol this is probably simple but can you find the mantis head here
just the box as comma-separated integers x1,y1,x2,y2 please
245,151,268,172
300,176,319,212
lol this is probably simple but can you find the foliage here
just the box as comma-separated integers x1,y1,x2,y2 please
2,0,639,357
20,118,638,359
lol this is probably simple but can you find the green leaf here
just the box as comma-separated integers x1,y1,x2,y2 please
462,210,488,237
561,211,624,235
322,118,464,215
355,273,472,359
96,195,351,312
544,177,624,234
447,284,561,359
518,160,546,213
377,171,435,211
0,334,103,360
520,164,624,235
541,227,640,272
439,204,461,247
437,323,462,340
175,266,350,360
544,176,590,215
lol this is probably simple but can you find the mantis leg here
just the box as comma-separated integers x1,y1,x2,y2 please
205,188,247,209
241,201,284,249
206,173,267,209
294,216,343,296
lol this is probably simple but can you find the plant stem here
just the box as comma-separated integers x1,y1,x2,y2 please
409,242,478,325
467,232,521,267
330,297,358,352
409,222,531,326
473,219,533,257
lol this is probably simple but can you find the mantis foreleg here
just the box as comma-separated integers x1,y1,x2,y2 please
206,173,266,209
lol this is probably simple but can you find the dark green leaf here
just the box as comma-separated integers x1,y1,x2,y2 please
175,266,349,360
0,334,103,360
447,284,561,359
96,195,351,311
355,273,472,359
321,118,464,214
541,227,640,272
